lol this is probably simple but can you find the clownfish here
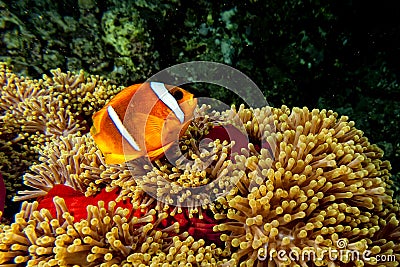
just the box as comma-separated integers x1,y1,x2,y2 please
91,82,197,164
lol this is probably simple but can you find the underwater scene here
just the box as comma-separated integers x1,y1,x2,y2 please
0,0,399,266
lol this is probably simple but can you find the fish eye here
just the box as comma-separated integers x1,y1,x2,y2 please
172,89,184,100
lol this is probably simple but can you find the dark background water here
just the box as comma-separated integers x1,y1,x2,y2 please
1,0,399,196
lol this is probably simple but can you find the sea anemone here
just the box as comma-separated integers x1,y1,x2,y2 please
0,195,228,266
0,63,43,204
213,105,399,266
42,68,122,117
0,64,86,147
14,133,107,201
0,199,170,266
0,62,121,208
0,64,399,266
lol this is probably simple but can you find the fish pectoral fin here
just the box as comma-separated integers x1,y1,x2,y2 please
129,113,165,149
146,142,175,160
126,113,180,160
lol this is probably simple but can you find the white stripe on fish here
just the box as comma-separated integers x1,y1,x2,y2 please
107,105,141,151
149,82,185,123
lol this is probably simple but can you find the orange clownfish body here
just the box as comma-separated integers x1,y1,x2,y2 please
90,82,197,164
